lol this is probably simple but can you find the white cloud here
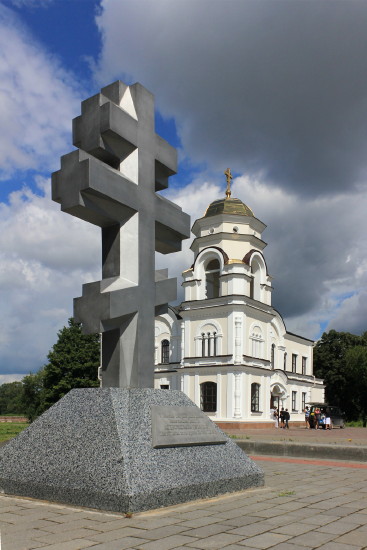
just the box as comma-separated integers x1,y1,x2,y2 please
0,3,83,180
0,180,99,376
0,374,24,385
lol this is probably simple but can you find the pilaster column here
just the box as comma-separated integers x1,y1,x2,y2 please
180,321,185,366
234,372,242,418
234,316,242,364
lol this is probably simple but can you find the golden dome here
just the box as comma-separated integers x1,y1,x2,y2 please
204,197,254,218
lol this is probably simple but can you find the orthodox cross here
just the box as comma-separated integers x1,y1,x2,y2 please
52,81,190,388
224,167,232,198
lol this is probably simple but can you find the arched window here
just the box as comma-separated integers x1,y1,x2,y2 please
200,332,218,357
200,382,217,412
251,383,260,412
271,343,275,369
161,339,169,364
284,352,287,370
251,259,261,301
205,259,220,299
250,326,264,358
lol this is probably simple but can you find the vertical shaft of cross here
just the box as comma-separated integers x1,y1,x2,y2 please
52,80,190,389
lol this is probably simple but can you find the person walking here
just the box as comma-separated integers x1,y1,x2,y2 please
279,407,285,429
271,406,278,428
304,406,310,429
315,407,321,430
324,410,332,430
284,408,290,429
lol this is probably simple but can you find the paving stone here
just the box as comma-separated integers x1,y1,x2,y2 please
316,520,357,535
286,530,335,547
135,534,199,550
125,524,188,540
300,514,338,526
178,516,224,528
238,532,290,549
220,516,263,528
36,540,97,550
335,530,367,546
185,533,245,549
33,528,101,545
317,543,363,550
226,523,271,537
264,544,313,550
84,519,140,532
85,528,149,543
272,522,315,536
181,523,232,538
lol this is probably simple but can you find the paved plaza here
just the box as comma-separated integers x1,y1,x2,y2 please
1,454,367,550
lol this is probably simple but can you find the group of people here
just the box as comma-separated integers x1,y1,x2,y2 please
271,407,290,429
304,406,332,429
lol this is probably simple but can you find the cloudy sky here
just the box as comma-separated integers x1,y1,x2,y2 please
1,0,366,383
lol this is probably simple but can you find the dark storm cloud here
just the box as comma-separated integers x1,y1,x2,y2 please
97,0,367,197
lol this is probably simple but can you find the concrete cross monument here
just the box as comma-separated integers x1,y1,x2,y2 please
0,81,263,514
52,81,190,388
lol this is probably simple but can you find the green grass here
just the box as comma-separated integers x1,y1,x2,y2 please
345,420,366,427
278,490,295,497
0,422,29,442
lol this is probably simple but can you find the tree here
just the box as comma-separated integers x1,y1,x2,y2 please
22,370,46,422
0,381,25,415
313,329,367,422
41,318,100,412
345,346,367,426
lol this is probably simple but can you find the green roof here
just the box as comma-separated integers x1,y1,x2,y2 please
204,197,254,218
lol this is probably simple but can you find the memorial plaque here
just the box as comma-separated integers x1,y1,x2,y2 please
151,405,227,448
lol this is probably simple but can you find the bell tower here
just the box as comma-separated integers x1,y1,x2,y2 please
183,169,273,305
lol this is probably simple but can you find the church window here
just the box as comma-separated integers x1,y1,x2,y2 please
302,392,306,410
302,356,307,375
284,352,287,370
251,327,264,358
271,344,275,369
200,332,218,357
250,277,254,299
251,383,260,412
205,259,220,299
292,391,297,411
200,382,217,412
161,339,170,364
292,354,297,373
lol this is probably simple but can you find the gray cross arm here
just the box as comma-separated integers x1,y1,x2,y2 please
52,150,139,227
155,194,191,254
74,271,177,335
72,81,177,191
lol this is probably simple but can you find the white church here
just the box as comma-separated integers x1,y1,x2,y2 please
154,171,324,428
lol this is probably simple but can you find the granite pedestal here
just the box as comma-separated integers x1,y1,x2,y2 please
0,388,264,513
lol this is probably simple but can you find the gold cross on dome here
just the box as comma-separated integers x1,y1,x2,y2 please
224,168,232,198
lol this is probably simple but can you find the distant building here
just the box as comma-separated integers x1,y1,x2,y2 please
154,174,324,427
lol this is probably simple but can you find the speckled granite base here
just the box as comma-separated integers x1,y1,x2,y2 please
0,389,264,513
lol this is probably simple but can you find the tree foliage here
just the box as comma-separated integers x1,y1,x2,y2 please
0,381,25,415
313,329,367,423
0,319,100,422
41,318,100,411
21,370,46,422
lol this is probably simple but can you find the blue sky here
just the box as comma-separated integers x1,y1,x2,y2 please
1,0,367,382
